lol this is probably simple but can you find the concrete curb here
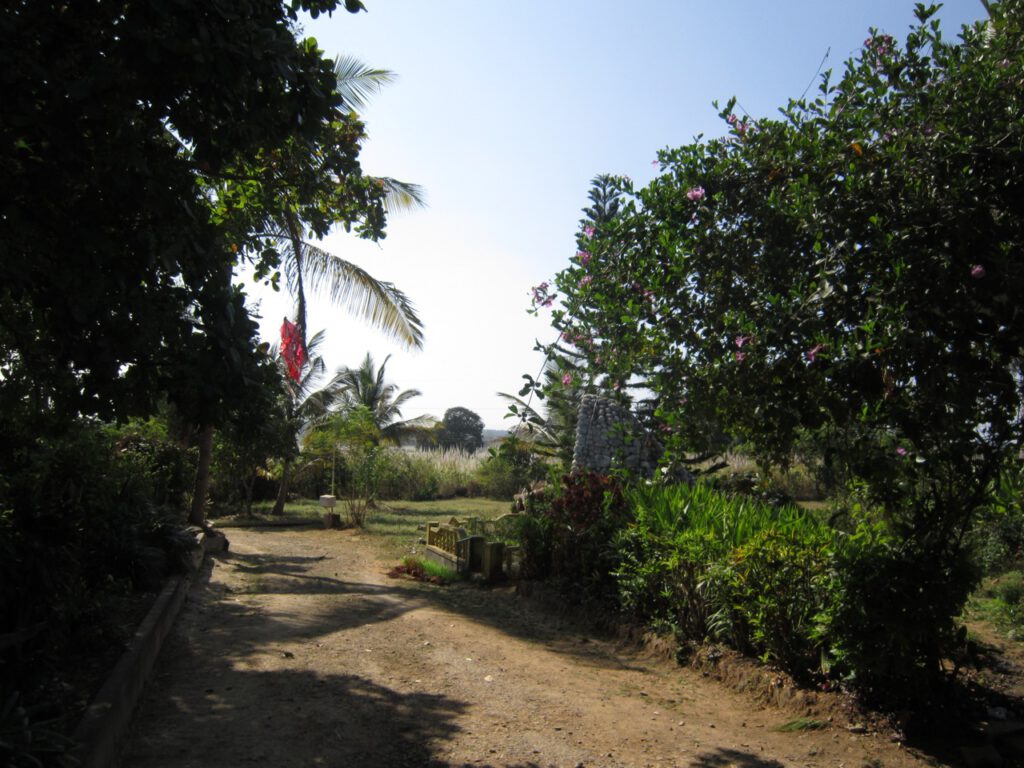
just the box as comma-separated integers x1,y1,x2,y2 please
70,530,223,768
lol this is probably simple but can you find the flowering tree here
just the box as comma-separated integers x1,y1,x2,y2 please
540,2,1024,693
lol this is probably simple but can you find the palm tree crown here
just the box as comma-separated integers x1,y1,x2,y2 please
271,55,427,351
334,352,431,443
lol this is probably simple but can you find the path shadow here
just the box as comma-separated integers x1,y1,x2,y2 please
122,641,468,767
686,747,786,767
204,539,645,674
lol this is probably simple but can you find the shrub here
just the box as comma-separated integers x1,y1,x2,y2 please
511,471,629,605
616,482,838,680
475,438,547,500
971,468,1024,575
822,522,979,706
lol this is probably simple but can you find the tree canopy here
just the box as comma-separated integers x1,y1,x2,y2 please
545,2,1023,526
0,0,375,425
438,407,485,453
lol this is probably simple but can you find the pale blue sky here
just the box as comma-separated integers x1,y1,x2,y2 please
250,0,987,429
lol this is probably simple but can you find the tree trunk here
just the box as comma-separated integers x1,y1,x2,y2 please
272,457,292,516
242,470,256,517
189,423,215,526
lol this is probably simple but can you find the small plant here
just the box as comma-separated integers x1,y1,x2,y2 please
776,718,827,732
387,556,459,585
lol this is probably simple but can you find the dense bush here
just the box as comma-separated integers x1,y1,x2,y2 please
616,482,834,678
0,419,196,724
823,524,978,706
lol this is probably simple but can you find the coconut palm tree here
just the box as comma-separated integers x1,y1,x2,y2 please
334,352,433,444
270,329,345,514
270,55,426,352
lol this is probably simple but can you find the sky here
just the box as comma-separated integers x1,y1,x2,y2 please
247,0,988,430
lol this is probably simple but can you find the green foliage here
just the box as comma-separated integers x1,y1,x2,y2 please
970,571,1024,639
0,688,76,768
2,0,370,422
475,438,548,500
535,3,1023,702
717,527,833,676
615,482,833,675
971,467,1024,575
822,523,979,705
389,556,459,585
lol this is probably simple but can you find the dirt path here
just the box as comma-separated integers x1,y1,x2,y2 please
120,526,942,768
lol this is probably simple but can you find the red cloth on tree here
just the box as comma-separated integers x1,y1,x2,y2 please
280,318,307,381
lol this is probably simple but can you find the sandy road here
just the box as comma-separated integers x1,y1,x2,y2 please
119,526,938,767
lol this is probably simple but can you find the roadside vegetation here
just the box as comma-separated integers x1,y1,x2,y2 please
2,1,1023,765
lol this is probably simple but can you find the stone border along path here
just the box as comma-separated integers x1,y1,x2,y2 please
70,530,227,768
111,524,944,768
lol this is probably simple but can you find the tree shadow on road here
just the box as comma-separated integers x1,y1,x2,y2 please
685,747,786,767
206,539,647,674
123,640,468,766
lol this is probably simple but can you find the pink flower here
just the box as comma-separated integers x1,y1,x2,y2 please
583,225,595,239
727,114,738,126
735,335,752,348
580,275,593,287
896,446,908,456
971,264,985,279
686,186,705,202
651,159,660,168
734,351,747,362
562,373,573,386
531,282,557,308
806,344,824,362
577,250,591,266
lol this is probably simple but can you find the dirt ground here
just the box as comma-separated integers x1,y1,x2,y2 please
118,526,975,768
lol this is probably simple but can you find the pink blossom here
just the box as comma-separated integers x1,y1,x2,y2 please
562,373,573,386
577,250,591,266
651,159,660,168
734,351,747,362
583,225,595,239
686,186,705,202
896,446,908,456
735,335,752,348
806,344,824,362
580,275,593,287
727,114,739,126
971,264,986,279
531,282,557,308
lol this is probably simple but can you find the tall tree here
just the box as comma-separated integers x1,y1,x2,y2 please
437,407,485,453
